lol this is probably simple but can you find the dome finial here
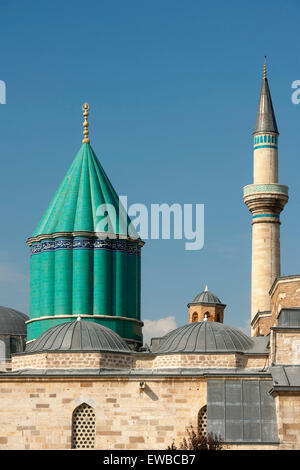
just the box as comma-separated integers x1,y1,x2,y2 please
263,56,267,79
205,285,208,292
76,314,81,322
82,102,90,143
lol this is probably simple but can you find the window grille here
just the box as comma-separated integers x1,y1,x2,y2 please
72,403,96,449
198,405,207,437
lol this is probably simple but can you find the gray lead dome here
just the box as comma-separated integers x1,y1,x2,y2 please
192,290,221,304
0,306,27,335
26,320,131,353
157,321,254,354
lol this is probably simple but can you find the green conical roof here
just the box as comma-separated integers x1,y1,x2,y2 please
33,143,137,238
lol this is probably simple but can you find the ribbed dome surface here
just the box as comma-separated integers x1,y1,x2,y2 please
33,143,138,237
157,321,254,354
192,290,221,304
0,306,27,335
26,320,131,353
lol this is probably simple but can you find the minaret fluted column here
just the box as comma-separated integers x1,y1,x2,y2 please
243,60,288,328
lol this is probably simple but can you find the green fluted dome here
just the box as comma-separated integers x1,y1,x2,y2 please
33,143,137,238
27,139,143,347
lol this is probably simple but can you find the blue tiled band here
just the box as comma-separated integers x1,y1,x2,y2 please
253,214,279,219
31,238,140,256
254,145,278,150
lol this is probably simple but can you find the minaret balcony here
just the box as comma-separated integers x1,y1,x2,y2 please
243,184,289,215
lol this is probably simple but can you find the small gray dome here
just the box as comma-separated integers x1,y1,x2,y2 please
26,320,131,353
0,306,27,335
192,289,221,304
157,321,254,354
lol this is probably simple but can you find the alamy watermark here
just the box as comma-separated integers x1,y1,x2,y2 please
0,80,6,104
291,80,300,104
96,196,204,251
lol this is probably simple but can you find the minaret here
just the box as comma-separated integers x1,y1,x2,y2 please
243,59,288,331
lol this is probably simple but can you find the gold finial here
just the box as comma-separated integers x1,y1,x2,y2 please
82,102,90,143
263,56,267,79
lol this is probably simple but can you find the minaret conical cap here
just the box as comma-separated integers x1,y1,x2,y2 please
254,58,278,135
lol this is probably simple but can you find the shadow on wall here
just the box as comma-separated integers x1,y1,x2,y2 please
142,383,159,401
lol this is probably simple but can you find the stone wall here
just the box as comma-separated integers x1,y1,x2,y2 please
12,351,269,372
1,375,297,450
152,353,268,369
273,331,300,365
275,393,300,449
271,277,300,325
152,353,237,369
12,352,135,371
0,377,207,450
252,314,273,337
12,353,48,370
135,355,155,369
237,354,269,369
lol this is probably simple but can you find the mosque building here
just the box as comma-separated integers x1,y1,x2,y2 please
0,62,300,450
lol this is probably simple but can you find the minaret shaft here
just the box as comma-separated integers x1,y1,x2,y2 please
254,145,278,184
251,219,280,315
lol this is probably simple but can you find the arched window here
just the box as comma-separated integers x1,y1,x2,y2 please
192,312,198,322
72,403,96,449
198,405,207,437
204,312,210,321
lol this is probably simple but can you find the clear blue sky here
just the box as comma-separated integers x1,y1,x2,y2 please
0,0,300,335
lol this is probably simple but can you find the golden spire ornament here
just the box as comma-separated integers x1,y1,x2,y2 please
263,56,267,79
82,102,90,143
